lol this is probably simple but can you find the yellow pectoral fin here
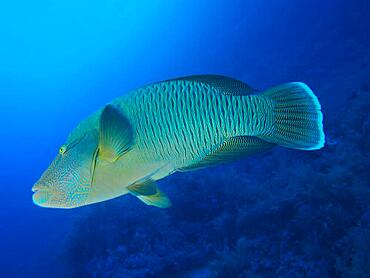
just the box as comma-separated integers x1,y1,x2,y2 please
99,104,134,162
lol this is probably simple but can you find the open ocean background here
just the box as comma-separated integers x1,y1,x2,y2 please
1,0,369,277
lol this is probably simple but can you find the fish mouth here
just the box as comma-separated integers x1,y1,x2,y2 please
32,184,50,193
32,184,51,206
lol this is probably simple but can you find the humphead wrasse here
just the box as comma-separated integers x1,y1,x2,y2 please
32,75,325,209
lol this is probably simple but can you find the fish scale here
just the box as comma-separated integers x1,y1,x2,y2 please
118,79,273,168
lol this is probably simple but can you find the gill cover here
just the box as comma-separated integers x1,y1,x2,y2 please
90,104,134,185
89,104,134,186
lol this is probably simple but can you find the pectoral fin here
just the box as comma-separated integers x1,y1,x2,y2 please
99,105,134,162
128,180,171,208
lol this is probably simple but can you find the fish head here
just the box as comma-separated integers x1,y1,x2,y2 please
32,130,99,209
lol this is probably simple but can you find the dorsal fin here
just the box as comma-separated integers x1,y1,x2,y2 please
178,136,275,172
159,75,257,96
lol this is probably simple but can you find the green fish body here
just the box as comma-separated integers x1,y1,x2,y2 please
32,75,325,209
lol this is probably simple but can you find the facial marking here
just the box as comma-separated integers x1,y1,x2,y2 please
33,131,99,208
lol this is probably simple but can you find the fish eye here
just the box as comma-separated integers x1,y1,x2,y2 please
59,145,67,154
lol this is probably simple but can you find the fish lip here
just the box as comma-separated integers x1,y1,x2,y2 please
32,189,51,207
32,184,50,193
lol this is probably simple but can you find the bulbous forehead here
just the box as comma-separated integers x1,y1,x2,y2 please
66,111,101,146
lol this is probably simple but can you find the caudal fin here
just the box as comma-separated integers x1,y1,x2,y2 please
260,82,325,150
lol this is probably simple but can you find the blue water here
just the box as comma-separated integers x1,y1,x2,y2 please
1,0,369,277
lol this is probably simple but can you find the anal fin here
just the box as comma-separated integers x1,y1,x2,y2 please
178,136,275,171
